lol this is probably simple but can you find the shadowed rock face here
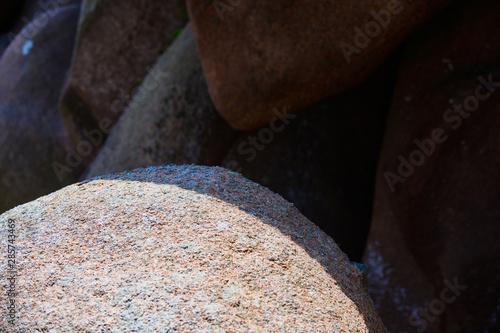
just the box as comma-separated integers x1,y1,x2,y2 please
363,0,500,331
84,24,395,263
10,0,82,31
187,0,454,130
1,165,387,332
0,4,81,214
84,24,237,180
60,0,189,167
220,60,397,261
0,34,10,58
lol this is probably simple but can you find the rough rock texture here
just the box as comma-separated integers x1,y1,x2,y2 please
0,5,80,214
187,0,453,130
0,165,387,332
220,62,396,261
363,0,500,332
60,0,189,166
84,24,236,180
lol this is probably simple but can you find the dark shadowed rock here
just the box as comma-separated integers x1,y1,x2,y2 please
60,0,189,167
363,0,500,332
83,24,236,179
0,1,25,33
1,165,387,332
0,5,80,213
4,0,82,46
187,0,453,130
220,62,395,261
0,34,10,58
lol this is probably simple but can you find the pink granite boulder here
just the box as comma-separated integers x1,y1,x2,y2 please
0,165,387,332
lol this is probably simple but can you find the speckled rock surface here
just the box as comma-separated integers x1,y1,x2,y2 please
0,165,386,332
187,0,453,130
0,5,80,214
60,0,188,166
84,24,236,180
363,0,500,331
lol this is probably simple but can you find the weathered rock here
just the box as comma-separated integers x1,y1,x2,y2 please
187,0,454,130
363,0,500,332
0,165,387,332
220,62,395,261
83,24,236,180
60,0,189,166
0,4,80,214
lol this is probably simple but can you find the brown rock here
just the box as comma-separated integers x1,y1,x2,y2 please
60,0,189,166
1,165,387,332
187,0,454,130
363,0,500,331
0,4,80,213
220,62,396,261
83,24,236,179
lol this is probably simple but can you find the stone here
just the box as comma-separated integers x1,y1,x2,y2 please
83,24,236,180
363,0,500,331
0,4,80,214
220,62,395,261
187,0,454,130
0,165,387,331
60,0,189,167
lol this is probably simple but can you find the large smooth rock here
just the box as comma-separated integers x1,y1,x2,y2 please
0,4,80,213
220,62,395,261
84,24,236,180
187,0,453,130
1,165,387,332
60,0,189,166
363,0,500,332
